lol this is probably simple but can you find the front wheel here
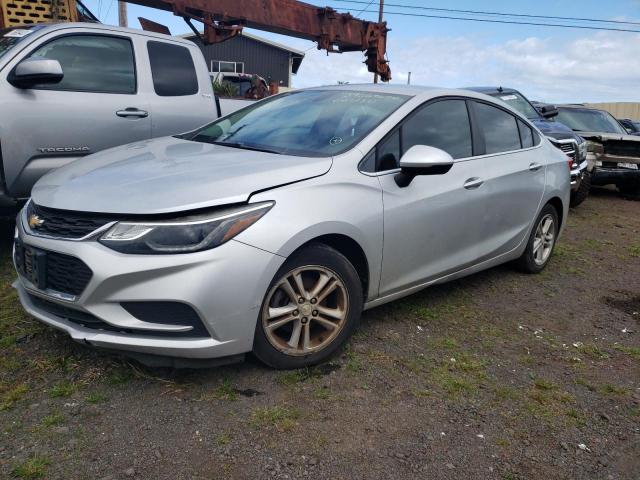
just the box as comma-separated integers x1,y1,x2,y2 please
253,243,363,369
515,204,559,274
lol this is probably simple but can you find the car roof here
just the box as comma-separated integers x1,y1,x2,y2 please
304,83,501,102
557,104,609,114
18,22,197,46
466,86,520,95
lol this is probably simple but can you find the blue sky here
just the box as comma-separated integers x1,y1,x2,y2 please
82,0,640,102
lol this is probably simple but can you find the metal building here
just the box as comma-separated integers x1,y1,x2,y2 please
181,31,305,88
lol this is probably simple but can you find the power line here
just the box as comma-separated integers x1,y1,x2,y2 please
336,8,640,34
353,0,376,18
334,0,640,27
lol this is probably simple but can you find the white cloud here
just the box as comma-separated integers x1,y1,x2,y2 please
294,32,640,103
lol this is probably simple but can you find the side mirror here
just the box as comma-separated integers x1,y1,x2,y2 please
538,104,559,119
9,57,63,89
395,145,454,187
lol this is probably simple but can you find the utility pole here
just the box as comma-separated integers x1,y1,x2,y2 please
118,1,128,27
373,0,384,84
407,72,411,85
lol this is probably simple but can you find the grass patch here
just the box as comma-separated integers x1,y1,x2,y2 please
216,433,231,446
278,367,326,386
533,378,557,391
48,381,76,398
613,344,640,360
313,387,332,400
574,343,609,360
599,384,628,396
345,349,364,372
0,383,28,410
11,456,50,479
628,244,640,258
250,405,299,430
41,411,64,427
107,368,133,386
85,392,108,404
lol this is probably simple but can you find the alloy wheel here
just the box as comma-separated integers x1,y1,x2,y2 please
262,266,349,356
533,214,555,265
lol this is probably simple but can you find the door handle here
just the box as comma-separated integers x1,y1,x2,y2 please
463,177,484,189
116,108,149,118
529,162,543,172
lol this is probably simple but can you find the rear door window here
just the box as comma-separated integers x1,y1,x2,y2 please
27,34,135,93
474,102,522,154
147,41,198,96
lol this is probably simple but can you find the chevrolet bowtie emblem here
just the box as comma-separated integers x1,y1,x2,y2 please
28,214,44,229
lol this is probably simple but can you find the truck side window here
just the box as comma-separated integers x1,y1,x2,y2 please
28,35,135,94
147,41,198,96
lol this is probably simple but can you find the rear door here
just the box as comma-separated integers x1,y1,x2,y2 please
144,40,216,136
374,98,490,295
470,100,546,257
1,32,151,198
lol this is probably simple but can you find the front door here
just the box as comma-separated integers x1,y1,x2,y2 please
2,32,151,198
375,98,489,296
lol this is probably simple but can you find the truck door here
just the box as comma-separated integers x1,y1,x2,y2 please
1,32,151,199
143,39,218,136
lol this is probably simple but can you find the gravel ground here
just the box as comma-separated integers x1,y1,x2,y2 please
1,189,639,480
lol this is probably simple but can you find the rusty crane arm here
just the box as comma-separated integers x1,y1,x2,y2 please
133,0,390,81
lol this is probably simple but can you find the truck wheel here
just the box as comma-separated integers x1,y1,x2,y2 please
618,182,640,201
514,204,559,274
570,171,591,208
253,243,363,369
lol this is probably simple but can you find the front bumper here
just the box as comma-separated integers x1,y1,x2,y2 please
570,159,588,192
13,219,284,359
591,166,640,186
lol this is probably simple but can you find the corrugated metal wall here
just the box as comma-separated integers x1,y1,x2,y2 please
584,103,640,120
188,35,292,87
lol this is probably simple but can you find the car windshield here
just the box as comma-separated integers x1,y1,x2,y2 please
0,27,36,61
189,90,410,157
493,92,539,119
556,108,627,135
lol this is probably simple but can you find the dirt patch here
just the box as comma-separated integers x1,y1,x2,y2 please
1,193,639,480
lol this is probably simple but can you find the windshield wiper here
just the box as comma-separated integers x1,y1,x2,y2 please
213,141,281,155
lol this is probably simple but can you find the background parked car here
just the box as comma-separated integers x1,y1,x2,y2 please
468,87,590,207
0,22,225,213
618,118,640,136
556,105,640,200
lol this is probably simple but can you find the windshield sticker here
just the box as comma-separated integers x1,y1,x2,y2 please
329,136,343,146
4,29,33,38
499,95,518,101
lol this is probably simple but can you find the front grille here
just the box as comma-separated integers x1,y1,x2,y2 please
15,241,93,297
29,294,211,338
26,202,116,239
551,140,577,161
46,251,93,297
603,140,640,158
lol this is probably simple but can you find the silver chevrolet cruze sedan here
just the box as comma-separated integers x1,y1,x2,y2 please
13,85,570,369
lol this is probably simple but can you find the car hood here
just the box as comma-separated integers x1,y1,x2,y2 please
530,118,580,140
32,137,332,214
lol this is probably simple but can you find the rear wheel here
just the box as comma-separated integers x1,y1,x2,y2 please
570,171,591,207
515,204,559,274
253,244,363,369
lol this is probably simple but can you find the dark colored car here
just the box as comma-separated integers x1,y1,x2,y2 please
468,87,589,207
557,106,640,199
618,118,640,136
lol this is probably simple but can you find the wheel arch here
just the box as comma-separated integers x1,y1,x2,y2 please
288,234,370,301
546,196,564,230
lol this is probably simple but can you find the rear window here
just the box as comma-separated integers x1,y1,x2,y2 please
147,41,198,96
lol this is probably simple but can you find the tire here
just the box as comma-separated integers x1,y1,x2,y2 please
253,243,363,369
618,182,640,201
515,204,559,274
570,171,591,208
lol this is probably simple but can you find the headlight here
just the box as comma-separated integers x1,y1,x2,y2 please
578,140,588,161
99,202,273,254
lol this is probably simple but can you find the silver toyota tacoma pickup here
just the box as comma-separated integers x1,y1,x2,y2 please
0,22,222,211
